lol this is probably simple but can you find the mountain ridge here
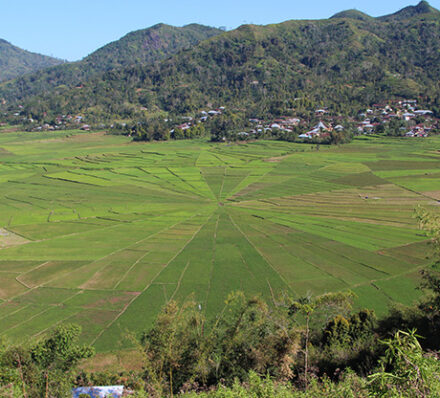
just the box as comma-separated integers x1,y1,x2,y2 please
331,1,439,21
1,2,440,123
0,39,63,82
82,23,223,71
0,23,223,102
378,0,440,21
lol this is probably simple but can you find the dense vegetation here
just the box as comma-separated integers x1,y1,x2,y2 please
0,24,222,117
2,2,440,124
84,24,223,72
0,39,63,82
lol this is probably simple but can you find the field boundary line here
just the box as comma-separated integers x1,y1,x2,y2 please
253,216,393,277
0,307,52,337
246,218,352,289
166,167,211,200
169,261,191,301
46,212,203,290
5,262,50,302
15,278,32,289
113,251,151,290
230,166,275,199
29,290,90,341
0,304,30,322
137,167,204,200
203,214,219,313
1,289,83,340
200,169,219,200
217,167,227,201
224,170,252,200
79,220,184,289
348,263,428,291
227,210,294,296
90,213,213,346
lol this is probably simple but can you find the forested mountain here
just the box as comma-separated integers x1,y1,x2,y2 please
84,23,224,71
0,24,223,108
330,10,373,21
378,0,440,21
2,1,440,122
0,39,63,82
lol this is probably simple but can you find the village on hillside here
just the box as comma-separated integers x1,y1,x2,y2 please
168,99,439,141
1,99,439,141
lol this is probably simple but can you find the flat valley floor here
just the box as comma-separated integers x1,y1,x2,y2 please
0,130,439,354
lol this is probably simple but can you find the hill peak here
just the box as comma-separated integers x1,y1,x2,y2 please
0,39,63,82
378,1,440,21
330,9,372,21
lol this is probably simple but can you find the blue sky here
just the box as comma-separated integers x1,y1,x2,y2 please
2,0,439,61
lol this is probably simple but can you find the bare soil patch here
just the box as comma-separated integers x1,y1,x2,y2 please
0,228,29,249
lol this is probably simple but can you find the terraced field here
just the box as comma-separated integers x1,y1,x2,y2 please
0,130,438,352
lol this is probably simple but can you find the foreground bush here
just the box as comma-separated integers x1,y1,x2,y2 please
180,371,368,398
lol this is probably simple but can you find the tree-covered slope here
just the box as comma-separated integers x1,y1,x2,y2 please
378,0,440,21
0,39,63,82
0,24,223,105
330,9,373,21
83,23,224,71
2,2,440,121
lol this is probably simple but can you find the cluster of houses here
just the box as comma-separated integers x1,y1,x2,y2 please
241,99,438,140
2,106,94,132
235,112,344,139
355,99,437,137
2,99,438,139
238,117,301,137
170,106,226,133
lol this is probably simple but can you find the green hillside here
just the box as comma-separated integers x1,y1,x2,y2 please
378,0,440,21
330,9,373,21
0,39,63,82
2,2,439,122
0,24,223,109
84,23,224,71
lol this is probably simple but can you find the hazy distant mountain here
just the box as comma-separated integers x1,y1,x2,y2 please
0,39,63,82
2,2,440,121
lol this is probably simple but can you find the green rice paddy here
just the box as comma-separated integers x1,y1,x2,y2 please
0,131,438,352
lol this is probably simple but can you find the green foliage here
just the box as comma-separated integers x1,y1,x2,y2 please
181,371,369,397
139,292,300,395
288,292,355,386
132,118,170,141
322,310,376,346
0,324,94,398
31,323,94,371
415,206,440,259
2,4,440,123
209,112,249,142
84,24,222,72
369,330,440,397
385,119,406,137
0,24,222,119
0,39,62,82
